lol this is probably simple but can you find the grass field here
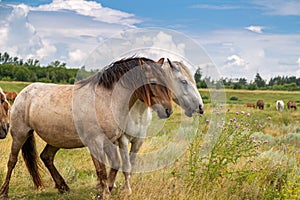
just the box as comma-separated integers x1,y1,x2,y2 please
0,81,299,199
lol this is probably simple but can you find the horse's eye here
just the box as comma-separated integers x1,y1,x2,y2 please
181,80,188,84
150,82,157,85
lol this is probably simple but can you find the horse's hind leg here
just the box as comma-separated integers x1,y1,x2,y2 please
0,131,33,199
40,144,70,193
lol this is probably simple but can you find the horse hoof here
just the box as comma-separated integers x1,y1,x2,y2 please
56,185,70,193
0,195,8,200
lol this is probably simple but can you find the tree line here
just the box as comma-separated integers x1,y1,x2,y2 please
0,52,79,84
194,67,300,91
1,52,300,91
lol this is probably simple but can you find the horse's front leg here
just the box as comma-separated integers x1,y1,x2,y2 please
91,155,110,199
129,138,145,173
106,141,121,191
118,135,132,195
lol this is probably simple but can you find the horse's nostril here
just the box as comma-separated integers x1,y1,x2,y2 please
166,108,173,117
199,105,204,114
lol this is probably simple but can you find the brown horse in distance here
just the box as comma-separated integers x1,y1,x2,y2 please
287,100,297,110
4,91,18,104
256,100,264,110
245,103,255,108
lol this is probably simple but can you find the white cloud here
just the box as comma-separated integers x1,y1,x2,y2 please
194,29,300,80
297,57,300,66
36,41,57,59
245,25,264,33
68,49,87,66
225,55,248,67
0,4,44,59
253,0,300,16
31,0,140,26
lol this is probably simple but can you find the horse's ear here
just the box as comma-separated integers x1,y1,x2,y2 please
156,58,164,66
167,58,179,71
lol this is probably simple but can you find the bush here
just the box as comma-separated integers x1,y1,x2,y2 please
230,96,239,101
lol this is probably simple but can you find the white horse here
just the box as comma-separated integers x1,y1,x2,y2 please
107,58,204,194
276,100,284,112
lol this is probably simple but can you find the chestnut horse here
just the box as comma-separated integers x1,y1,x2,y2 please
287,100,297,110
4,91,17,104
0,57,173,199
245,103,255,108
256,100,264,110
0,88,10,139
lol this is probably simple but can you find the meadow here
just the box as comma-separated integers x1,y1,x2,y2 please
0,82,299,199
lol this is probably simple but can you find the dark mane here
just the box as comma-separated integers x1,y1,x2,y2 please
77,57,159,89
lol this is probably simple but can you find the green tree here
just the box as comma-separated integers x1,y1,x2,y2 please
254,73,266,88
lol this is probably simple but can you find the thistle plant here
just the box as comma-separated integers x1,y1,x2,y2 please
185,109,270,191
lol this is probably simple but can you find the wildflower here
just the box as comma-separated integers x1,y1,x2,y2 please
241,111,245,114
236,111,239,115
267,116,271,120
205,119,209,124
247,113,251,117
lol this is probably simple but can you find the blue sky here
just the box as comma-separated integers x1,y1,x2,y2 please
0,0,300,81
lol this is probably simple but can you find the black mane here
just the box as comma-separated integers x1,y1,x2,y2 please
77,57,159,89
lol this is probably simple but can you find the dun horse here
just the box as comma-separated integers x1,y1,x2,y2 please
0,57,173,199
106,59,204,193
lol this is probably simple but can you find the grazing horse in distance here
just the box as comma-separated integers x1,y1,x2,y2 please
276,100,284,112
0,87,10,139
245,103,255,108
0,57,173,199
287,100,297,110
4,91,18,104
256,100,264,110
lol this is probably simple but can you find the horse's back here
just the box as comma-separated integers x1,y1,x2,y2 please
11,83,83,148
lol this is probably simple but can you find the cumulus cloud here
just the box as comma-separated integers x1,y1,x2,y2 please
0,4,44,58
68,49,87,66
31,0,140,26
225,55,248,67
245,25,264,33
297,57,300,66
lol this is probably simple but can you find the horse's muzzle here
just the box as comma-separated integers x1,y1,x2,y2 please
198,104,204,115
0,123,9,139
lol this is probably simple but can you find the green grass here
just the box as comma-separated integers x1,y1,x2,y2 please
0,81,30,92
0,81,299,199
199,88,300,106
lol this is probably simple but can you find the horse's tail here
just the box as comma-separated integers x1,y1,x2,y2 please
22,131,44,189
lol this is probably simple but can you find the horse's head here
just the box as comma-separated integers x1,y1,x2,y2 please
164,59,204,117
131,58,173,119
0,89,10,139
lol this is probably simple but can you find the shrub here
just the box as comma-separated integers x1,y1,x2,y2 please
230,96,239,101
